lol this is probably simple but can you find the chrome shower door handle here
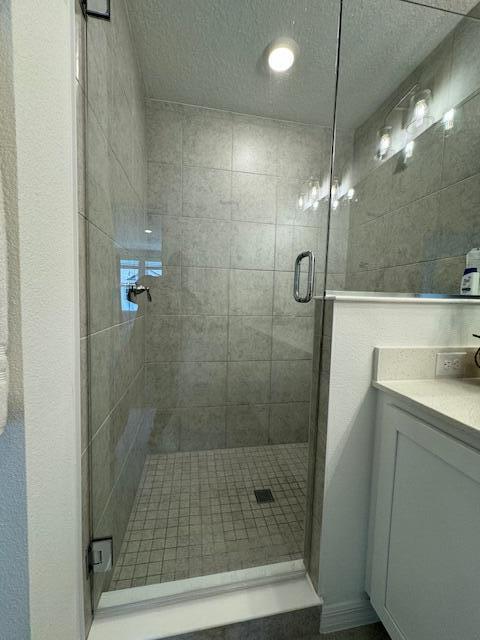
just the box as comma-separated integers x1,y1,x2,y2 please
293,250,315,303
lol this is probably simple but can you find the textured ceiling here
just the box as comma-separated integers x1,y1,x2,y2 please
126,0,476,128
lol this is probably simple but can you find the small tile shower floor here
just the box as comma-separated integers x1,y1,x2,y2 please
110,442,308,590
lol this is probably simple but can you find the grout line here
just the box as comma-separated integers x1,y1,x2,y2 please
90,365,145,444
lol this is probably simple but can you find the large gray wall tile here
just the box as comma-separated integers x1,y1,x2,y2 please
88,223,117,333
229,270,273,316
147,163,182,216
227,361,270,404
183,107,232,170
146,100,182,165
181,316,228,362
148,410,181,453
86,109,113,236
149,267,182,315
146,315,182,362
442,91,480,186
271,360,312,403
228,316,272,361
183,166,232,220
272,317,314,360
231,221,275,270
349,159,392,227
232,172,276,224
226,405,269,447
277,179,327,227
269,402,309,444
146,363,181,409
145,214,182,266
434,172,480,257
179,362,227,407
90,326,114,435
179,407,226,451
383,195,438,267
182,218,231,268
277,123,331,180
182,267,229,316
232,115,279,174
390,126,444,211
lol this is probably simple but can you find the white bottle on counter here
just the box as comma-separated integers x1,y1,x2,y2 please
460,249,480,296
460,268,480,296
466,248,480,270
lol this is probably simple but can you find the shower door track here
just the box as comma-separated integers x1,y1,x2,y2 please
88,560,321,640
96,559,308,615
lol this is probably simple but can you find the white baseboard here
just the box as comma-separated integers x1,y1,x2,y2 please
320,598,379,633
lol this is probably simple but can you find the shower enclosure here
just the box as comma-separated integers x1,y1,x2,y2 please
82,0,480,621
84,0,340,610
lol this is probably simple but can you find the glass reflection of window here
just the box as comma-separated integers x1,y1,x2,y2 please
120,258,163,311
145,260,162,278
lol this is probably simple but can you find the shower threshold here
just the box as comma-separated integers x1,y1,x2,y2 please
90,560,321,640
98,558,307,612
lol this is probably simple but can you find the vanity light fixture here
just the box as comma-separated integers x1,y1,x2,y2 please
297,177,321,212
376,126,392,160
443,108,455,131
267,38,298,73
330,178,339,210
406,89,433,133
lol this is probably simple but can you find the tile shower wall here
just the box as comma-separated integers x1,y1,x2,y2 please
78,0,149,620
345,13,480,294
144,101,337,452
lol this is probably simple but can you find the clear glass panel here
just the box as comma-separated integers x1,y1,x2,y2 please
85,0,341,609
330,0,480,296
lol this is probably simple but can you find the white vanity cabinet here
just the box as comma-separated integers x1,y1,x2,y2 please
367,395,480,640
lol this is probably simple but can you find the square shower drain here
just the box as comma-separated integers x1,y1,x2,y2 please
254,488,274,504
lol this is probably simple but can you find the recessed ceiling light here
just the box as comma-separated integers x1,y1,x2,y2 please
267,38,298,73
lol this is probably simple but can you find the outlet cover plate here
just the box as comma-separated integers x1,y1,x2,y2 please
435,351,467,378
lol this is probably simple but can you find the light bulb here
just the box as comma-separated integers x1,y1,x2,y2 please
268,46,295,72
379,133,391,155
443,108,455,131
313,200,319,211
413,98,428,128
377,126,392,159
404,140,414,160
332,199,339,210
298,195,304,209
346,188,355,201
144,229,152,234
331,180,338,199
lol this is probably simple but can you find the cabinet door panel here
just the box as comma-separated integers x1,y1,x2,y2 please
370,402,480,640
386,431,480,640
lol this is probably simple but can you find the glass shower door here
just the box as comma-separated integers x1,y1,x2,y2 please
85,0,341,611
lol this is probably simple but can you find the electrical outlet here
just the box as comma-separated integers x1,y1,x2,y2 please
435,352,467,378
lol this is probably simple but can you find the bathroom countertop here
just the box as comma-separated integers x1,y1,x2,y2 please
373,377,480,445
